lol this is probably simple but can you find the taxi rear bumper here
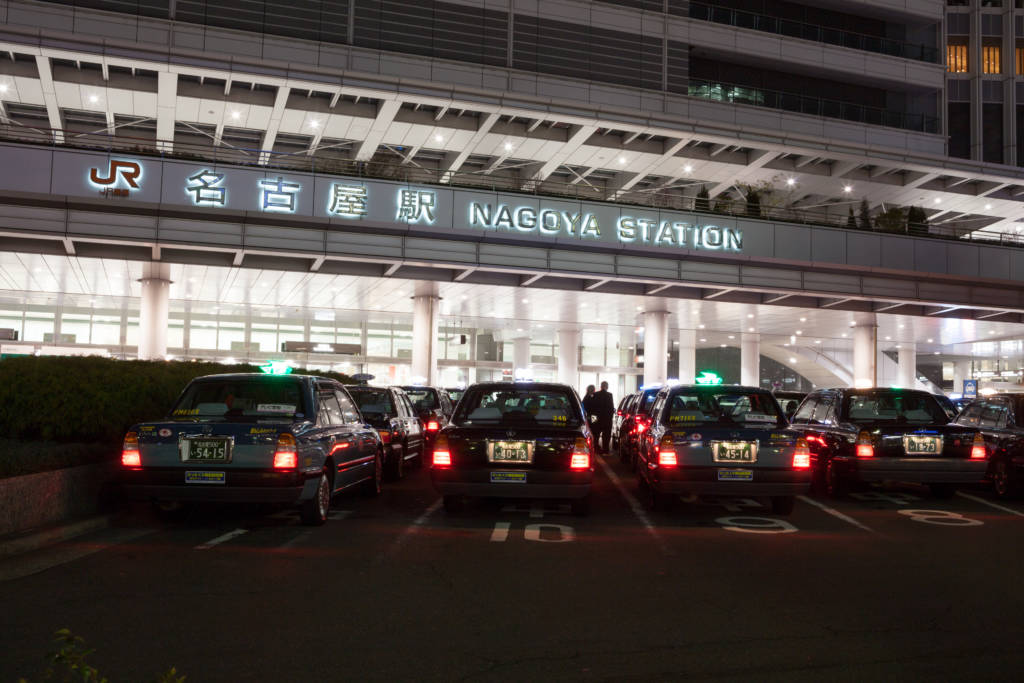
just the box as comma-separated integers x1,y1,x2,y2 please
430,468,593,499
650,466,811,496
121,468,315,503
840,456,988,484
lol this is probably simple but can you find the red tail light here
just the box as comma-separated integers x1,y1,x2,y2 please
121,431,141,468
273,433,298,469
657,435,677,467
636,418,648,434
970,433,986,460
793,438,811,469
426,420,440,432
805,434,826,448
855,430,874,458
432,434,451,467
570,437,590,470
378,430,391,444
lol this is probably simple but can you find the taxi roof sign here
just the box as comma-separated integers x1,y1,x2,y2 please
695,371,723,385
259,360,293,375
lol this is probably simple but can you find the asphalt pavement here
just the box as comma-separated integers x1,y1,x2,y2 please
2,454,1023,682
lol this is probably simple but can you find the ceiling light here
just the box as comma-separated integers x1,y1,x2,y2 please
795,330,802,335
522,298,528,303
699,338,706,342
841,333,847,338
933,197,942,204
885,336,891,340
89,94,99,103
927,338,933,343
786,178,796,186
636,306,643,311
683,164,693,173
516,328,523,332
720,344,727,348
231,111,240,119
698,324,705,329
504,142,513,151
934,351,940,355
799,317,806,322
789,357,797,363
0,84,8,94
618,156,627,164
309,120,319,128
728,335,735,339
748,327,754,332
985,203,992,210
434,134,443,142
815,340,821,344
843,185,852,193
747,313,754,318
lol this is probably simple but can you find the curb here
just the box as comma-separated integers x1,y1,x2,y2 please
0,515,113,559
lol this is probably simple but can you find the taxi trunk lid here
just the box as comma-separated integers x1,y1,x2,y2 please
665,426,798,468
445,427,582,471
136,422,286,468
862,424,978,459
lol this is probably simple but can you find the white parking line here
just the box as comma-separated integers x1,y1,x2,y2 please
595,457,669,554
957,492,1024,518
379,498,443,560
798,496,874,533
195,528,248,550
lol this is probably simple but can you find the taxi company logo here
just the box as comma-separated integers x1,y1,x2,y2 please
89,160,141,188
250,427,276,435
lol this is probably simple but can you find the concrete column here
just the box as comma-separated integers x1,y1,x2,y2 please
643,310,669,387
411,282,440,385
741,332,760,387
677,328,696,384
852,317,877,388
557,328,580,388
953,359,973,396
513,336,531,380
897,345,917,389
137,262,171,360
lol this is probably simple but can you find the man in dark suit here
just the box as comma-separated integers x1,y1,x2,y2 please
592,381,615,455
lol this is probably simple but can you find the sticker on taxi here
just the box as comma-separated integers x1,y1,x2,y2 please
490,471,527,483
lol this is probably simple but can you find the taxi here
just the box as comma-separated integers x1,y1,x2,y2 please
428,382,594,515
120,373,383,525
790,388,987,498
347,385,424,480
637,384,811,514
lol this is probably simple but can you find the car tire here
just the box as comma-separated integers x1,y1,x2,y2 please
570,495,591,517
362,450,383,497
442,494,463,514
300,471,331,526
386,445,405,481
771,496,796,515
929,483,956,499
992,458,1020,499
826,460,848,499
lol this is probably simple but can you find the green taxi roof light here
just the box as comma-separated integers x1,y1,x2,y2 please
260,361,293,375
695,371,723,385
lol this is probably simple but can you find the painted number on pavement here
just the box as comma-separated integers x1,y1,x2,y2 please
715,516,798,534
897,509,983,527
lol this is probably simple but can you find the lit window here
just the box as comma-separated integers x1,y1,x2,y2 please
983,44,1002,74
948,43,969,73
1016,47,1024,75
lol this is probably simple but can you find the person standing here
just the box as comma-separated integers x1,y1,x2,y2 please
592,381,615,455
582,385,596,428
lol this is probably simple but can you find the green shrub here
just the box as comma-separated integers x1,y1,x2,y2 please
0,356,353,444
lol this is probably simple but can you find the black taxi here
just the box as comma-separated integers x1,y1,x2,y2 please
428,382,594,515
953,394,1024,499
347,385,424,480
636,384,811,514
791,388,987,498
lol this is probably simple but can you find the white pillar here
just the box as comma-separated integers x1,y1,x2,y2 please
852,317,877,388
741,332,760,387
677,329,696,384
897,345,917,389
411,282,439,385
513,336,531,379
137,262,171,360
952,359,972,396
643,310,669,387
557,328,580,388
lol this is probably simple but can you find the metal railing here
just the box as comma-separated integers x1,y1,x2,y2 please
687,79,940,134
688,2,939,63
1,123,1019,250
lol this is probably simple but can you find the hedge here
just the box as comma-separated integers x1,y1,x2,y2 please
0,356,353,445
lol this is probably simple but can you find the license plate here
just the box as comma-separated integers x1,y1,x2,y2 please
712,441,758,463
181,438,231,463
717,469,753,481
490,471,527,483
903,435,942,454
185,470,225,484
488,440,533,464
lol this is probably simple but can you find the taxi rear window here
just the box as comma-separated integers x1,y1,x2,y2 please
348,388,396,418
843,391,948,424
663,390,784,427
171,378,305,422
403,388,438,411
454,388,582,428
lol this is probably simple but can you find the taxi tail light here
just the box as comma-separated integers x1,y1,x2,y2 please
121,431,141,468
273,433,298,469
805,434,826,448
635,417,649,434
425,415,440,432
970,433,986,460
657,435,677,467
432,434,451,467
378,430,392,444
570,437,590,470
792,438,811,469
855,430,874,458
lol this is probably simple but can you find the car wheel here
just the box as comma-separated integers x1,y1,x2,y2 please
771,496,796,515
826,460,848,499
570,495,591,517
362,450,383,496
300,471,331,526
442,494,463,514
929,483,956,499
992,458,1020,499
386,445,405,481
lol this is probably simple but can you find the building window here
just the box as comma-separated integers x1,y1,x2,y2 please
983,44,1002,74
948,43,969,72
1017,47,1024,74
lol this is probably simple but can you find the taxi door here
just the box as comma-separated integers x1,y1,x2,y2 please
336,387,379,481
315,385,359,489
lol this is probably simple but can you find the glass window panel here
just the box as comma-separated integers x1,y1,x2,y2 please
218,321,245,351
983,44,1001,73
366,329,391,356
23,313,54,342
581,330,605,365
948,43,969,72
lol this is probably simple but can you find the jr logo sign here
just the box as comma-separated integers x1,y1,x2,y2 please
89,160,142,189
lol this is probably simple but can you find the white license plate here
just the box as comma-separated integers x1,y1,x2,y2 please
488,441,534,464
903,435,942,454
712,441,758,463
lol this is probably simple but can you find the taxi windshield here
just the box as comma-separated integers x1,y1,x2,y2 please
170,378,305,422
663,390,784,427
453,388,582,428
347,388,396,418
843,391,948,424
